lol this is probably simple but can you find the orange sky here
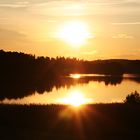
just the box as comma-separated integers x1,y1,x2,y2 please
0,0,140,60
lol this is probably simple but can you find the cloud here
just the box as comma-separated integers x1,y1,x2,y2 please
1,0,140,7
30,0,140,7
0,27,32,52
0,0,139,16
119,0,140,7
112,34,134,39
26,0,140,16
112,22,140,25
0,1,29,8
0,28,26,42
29,1,86,16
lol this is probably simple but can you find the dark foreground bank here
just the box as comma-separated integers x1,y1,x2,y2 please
0,104,140,140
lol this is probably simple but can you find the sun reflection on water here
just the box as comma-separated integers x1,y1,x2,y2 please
70,74,81,79
58,90,93,107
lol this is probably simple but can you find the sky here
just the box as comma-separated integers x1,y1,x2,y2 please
0,0,140,60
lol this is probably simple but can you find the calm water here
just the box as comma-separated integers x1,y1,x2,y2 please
1,74,140,104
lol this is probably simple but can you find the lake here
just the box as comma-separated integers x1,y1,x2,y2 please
1,74,140,105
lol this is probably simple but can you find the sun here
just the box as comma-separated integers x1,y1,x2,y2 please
58,90,92,107
58,21,91,47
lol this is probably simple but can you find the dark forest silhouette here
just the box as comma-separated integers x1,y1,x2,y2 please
0,50,140,100
1,50,140,78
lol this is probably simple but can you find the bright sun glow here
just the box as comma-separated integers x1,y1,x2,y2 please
58,91,92,107
58,21,92,47
70,74,81,79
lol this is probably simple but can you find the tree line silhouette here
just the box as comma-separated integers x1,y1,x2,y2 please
1,50,140,78
0,50,140,99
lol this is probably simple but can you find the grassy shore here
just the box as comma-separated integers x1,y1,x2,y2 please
0,104,140,140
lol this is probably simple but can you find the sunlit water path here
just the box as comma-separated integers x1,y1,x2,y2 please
1,74,140,105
